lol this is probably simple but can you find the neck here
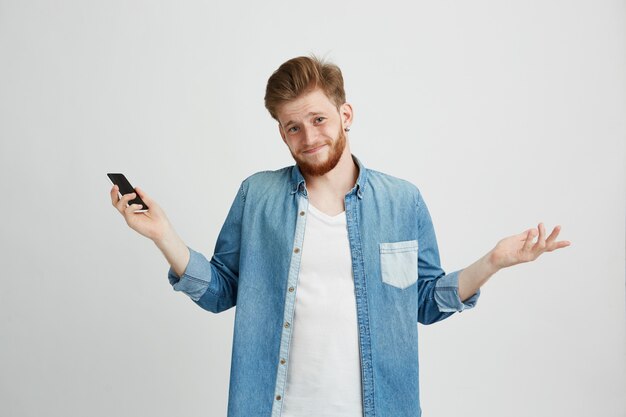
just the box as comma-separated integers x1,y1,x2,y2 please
301,144,358,198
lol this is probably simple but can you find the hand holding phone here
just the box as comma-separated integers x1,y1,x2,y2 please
108,173,175,243
107,173,149,212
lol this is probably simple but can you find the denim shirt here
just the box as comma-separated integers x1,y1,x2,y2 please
168,154,480,417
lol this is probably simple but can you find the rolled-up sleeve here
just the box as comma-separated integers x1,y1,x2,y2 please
416,189,481,324
166,180,246,313
168,247,212,302
434,269,480,312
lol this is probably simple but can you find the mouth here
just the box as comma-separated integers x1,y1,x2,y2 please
303,144,327,154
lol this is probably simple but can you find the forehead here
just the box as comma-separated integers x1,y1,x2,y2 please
277,88,337,126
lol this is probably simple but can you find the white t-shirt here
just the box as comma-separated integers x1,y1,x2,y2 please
281,202,363,417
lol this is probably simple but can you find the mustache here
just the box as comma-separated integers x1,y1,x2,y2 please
302,142,329,153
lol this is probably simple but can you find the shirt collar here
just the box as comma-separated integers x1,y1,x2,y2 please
290,153,367,199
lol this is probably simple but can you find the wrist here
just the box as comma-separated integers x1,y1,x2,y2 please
484,249,501,276
154,227,179,250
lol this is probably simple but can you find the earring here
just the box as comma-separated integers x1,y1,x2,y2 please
344,127,351,132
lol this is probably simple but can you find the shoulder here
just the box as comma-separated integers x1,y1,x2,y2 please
237,166,293,200
365,168,421,204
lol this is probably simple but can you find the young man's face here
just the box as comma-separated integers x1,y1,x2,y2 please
276,87,352,177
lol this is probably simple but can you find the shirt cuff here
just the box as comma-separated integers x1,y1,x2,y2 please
433,269,480,313
167,246,212,301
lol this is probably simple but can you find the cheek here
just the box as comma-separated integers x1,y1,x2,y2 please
284,138,298,151
321,126,338,138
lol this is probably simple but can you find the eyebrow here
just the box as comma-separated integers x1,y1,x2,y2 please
284,112,324,128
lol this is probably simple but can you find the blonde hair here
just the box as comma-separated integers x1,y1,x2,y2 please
264,54,346,121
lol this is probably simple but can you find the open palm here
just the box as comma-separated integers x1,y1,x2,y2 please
490,223,570,269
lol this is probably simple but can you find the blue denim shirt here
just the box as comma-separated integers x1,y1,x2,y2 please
168,154,480,417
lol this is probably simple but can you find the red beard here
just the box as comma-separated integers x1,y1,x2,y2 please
291,126,347,177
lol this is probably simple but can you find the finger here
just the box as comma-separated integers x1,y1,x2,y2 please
533,222,546,251
522,228,536,252
110,185,120,206
116,192,137,213
547,240,571,252
134,186,153,206
135,186,157,213
512,229,531,241
124,202,144,216
545,225,562,244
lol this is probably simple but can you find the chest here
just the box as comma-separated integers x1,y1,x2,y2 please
307,195,345,217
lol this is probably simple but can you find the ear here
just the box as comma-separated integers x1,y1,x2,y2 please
340,102,354,130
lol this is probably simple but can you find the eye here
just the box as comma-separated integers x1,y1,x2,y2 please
288,126,299,133
314,117,326,124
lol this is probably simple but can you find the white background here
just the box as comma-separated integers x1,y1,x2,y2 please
1,0,624,416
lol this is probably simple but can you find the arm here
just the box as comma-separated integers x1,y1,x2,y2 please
110,181,245,313
457,223,571,301
110,183,192,282
155,228,190,278
416,191,480,325
159,181,247,313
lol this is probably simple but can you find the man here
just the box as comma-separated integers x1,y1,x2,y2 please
110,55,570,417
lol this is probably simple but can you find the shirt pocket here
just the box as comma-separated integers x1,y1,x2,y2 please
379,240,419,290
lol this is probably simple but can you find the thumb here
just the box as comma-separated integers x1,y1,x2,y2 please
514,228,532,241
134,186,153,204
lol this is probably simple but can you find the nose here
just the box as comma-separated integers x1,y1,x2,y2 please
300,124,318,147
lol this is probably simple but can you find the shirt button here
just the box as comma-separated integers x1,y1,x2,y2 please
294,248,300,253
299,211,305,216
288,286,294,292
276,395,282,401
280,358,286,364
284,322,290,328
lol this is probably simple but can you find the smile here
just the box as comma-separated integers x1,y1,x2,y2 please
303,144,327,154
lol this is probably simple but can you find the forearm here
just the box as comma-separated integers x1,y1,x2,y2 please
458,250,500,302
154,228,190,278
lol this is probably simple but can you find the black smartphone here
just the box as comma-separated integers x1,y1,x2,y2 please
107,173,149,212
